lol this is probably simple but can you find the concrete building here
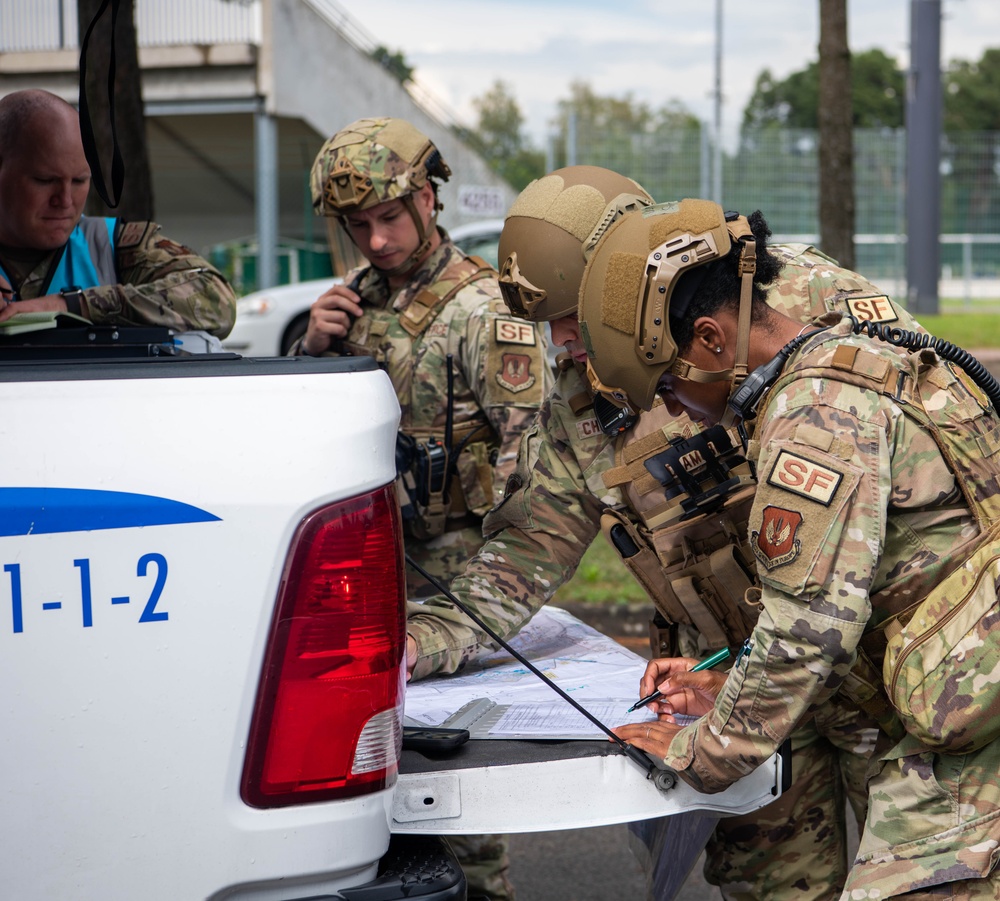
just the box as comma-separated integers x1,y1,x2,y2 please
0,0,515,290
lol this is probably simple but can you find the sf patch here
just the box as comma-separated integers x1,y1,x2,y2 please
496,352,537,393
752,505,803,570
495,318,537,346
766,449,843,506
844,294,899,324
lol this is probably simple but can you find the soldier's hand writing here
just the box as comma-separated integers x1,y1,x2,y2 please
639,656,726,718
301,282,364,355
0,292,67,323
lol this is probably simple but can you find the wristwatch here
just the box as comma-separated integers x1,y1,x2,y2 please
59,286,86,315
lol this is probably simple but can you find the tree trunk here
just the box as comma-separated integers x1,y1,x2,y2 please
77,0,154,220
818,0,855,269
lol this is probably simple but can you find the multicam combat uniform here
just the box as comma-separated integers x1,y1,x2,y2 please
0,216,236,337
660,316,1000,899
408,244,919,901
304,116,546,901
303,232,549,600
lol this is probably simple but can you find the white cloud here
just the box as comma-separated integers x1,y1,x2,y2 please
346,0,996,145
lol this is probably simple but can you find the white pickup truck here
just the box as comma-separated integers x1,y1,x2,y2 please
0,324,786,900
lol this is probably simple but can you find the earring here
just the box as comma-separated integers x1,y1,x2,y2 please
715,346,722,354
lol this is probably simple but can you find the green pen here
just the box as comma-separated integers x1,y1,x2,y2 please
627,646,732,713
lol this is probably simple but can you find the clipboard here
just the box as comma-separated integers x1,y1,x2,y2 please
437,696,681,741
441,698,543,739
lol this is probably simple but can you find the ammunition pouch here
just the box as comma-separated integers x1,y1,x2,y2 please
601,486,762,651
602,415,763,652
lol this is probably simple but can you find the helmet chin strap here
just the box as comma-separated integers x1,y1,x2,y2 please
669,235,757,429
386,193,438,277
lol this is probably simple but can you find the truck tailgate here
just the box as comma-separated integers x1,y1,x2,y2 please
396,607,786,835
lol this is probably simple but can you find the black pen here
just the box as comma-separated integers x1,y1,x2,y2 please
627,646,732,713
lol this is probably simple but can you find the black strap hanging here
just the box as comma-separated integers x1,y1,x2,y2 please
78,0,125,208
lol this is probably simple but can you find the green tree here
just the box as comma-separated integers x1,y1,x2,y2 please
466,80,544,191
742,48,905,131
942,48,1000,231
554,81,657,135
370,45,413,84
818,0,855,269
550,81,702,201
944,47,1000,130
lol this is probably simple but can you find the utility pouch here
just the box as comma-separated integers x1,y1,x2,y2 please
600,506,760,650
882,520,1000,754
602,510,691,627
395,432,451,539
650,486,760,650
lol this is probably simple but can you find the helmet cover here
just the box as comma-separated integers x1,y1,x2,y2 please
497,165,652,321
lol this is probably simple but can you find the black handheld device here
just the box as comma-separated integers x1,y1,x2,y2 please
402,726,470,754
594,393,638,436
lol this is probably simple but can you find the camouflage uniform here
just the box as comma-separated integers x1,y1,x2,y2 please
298,232,549,602
0,216,236,337
660,316,1000,899
409,244,912,900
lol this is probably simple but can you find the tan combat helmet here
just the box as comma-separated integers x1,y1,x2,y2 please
497,166,653,322
578,199,757,417
310,117,451,275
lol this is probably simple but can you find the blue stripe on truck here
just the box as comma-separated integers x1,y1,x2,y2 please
0,488,221,535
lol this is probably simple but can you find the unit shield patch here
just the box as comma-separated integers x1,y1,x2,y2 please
496,352,537,393
752,505,803,570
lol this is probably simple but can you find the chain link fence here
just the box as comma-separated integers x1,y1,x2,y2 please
549,125,1000,294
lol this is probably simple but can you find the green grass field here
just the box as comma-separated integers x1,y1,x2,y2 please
552,535,650,607
553,305,1000,606
917,311,1000,348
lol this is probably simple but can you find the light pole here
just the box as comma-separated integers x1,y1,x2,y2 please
906,0,942,314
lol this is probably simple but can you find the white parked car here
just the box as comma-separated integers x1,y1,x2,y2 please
223,219,504,357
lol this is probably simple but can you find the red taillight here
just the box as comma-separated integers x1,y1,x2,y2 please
241,484,406,808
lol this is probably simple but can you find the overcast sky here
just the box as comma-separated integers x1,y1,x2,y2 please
346,0,998,145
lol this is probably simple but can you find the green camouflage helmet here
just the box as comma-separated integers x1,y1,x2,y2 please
497,166,653,322
310,117,451,217
578,199,748,412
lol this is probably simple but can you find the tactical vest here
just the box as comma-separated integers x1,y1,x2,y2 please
343,252,499,540
599,402,763,656
549,342,764,656
757,327,1000,737
0,217,117,299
